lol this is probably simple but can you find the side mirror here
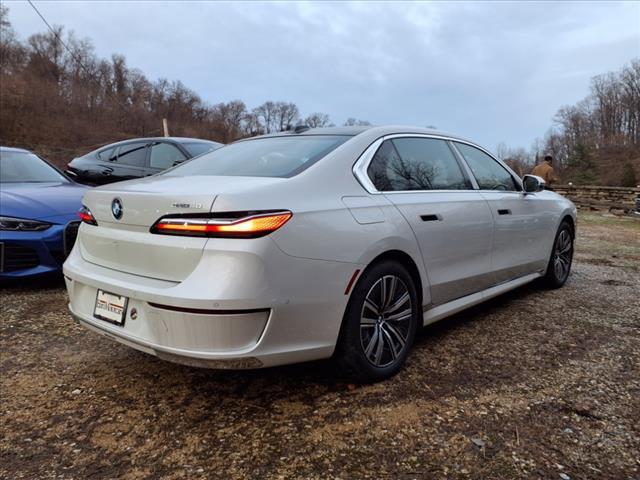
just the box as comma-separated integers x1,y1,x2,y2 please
522,174,545,193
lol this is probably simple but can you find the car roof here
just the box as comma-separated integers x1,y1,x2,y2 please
253,126,371,138
0,146,33,154
247,125,476,144
100,137,219,148
96,137,221,150
164,137,221,143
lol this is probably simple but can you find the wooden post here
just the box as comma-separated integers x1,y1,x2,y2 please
162,118,169,137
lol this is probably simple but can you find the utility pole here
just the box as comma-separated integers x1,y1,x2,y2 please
163,118,169,137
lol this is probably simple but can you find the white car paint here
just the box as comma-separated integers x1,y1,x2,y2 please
63,126,576,370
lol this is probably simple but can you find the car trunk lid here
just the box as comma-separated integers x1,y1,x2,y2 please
77,175,284,281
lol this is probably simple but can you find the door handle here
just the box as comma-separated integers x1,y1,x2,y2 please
498,209,511,215
101,168,113,175
420,214,442,222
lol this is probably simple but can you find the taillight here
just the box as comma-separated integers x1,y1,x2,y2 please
79,206,98,226
151,211,292,238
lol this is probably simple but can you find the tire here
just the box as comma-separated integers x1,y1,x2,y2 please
541,220,574,289
335,260,419,383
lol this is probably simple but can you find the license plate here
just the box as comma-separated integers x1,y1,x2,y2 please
94,289,128,325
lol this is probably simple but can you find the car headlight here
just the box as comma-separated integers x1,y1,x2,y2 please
0,216,52,231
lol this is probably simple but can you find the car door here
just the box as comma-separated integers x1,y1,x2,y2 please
148,141,188,175
452,142,556,284
366,136,495,306
89,145,119,184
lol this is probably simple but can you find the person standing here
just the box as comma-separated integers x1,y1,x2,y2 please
532,154,559,188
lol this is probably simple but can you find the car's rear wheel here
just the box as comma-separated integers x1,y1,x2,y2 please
542,220,574,288
336,261,419,383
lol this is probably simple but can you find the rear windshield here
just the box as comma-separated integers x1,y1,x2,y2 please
181,141,221,157
0,151,68,183
165,135,350,178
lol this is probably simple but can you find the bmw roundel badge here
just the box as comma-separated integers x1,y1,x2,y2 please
111,198,123,220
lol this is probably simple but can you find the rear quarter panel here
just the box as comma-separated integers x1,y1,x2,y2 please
201,134,431,305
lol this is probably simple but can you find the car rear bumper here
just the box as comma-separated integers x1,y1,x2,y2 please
63,237,363,368
69,304,269,369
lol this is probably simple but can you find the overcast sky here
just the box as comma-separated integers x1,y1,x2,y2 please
5,1,639,151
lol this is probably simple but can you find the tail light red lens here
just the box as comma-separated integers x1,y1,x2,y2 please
151,211,292,238
78,206,98,226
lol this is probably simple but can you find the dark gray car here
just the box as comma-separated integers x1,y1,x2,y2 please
66,137,223,185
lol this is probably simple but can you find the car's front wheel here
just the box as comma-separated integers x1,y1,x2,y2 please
542,220,574,288
336,260,419,383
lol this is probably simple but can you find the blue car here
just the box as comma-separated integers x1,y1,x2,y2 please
0,146,87,280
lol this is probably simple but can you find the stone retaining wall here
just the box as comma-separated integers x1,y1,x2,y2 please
554,185,639,211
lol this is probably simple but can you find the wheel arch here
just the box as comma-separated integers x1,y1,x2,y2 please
542,211,576,278
364,250,425,309
333,248,426,362
561,214,575,234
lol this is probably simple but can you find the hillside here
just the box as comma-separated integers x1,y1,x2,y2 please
1,6,638,185
561,145,640,187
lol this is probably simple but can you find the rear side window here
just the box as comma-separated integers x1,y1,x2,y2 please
367,138,470,191
181,142,219,157
454,142,518,191
149,142,187,169
165,135,350,178
116,142,148,167
98,147,117,161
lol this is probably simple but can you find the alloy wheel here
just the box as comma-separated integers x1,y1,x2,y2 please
359,275,412,367
553,229,573,282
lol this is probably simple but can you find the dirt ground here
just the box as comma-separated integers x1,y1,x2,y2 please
1,212,639,480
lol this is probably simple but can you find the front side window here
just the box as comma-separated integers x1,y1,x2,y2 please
165,135,350,178
150,143,187,169
116,142,148,167
454,143,518,191
367,137,470,191
0,151,67,183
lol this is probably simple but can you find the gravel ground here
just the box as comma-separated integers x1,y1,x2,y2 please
1,212,639,480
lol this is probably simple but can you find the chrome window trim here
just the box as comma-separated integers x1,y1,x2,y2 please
352,137,386,194
352,133,500,194
446,140,479,190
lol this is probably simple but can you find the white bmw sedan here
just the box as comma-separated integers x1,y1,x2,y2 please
64,126,576,382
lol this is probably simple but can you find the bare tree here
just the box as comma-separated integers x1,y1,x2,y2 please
304,112,332,128
387,156,437,190
210,100,247,141
495,142,533,177
242,111,264,137
0,4,25,75
344,117,372,126
620,60,640,145
274,101,299,131
253,101,277,133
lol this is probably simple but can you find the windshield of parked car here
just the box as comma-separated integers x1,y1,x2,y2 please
181,141,221,157
0,151,68,183
165,135,350,178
